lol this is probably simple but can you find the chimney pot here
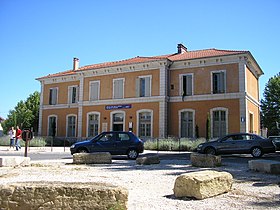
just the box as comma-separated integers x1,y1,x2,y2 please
73,57,79,70
177,43,188,54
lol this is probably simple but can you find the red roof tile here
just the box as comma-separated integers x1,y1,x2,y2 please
37,48,248,79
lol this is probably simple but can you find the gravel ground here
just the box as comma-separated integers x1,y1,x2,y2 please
0,155,280,210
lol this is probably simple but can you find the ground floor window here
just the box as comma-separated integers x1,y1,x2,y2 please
180,110,194,138
138,111,152,139
48,116,57,136
212,109,227,138
67,115,76,137
88,113,99,137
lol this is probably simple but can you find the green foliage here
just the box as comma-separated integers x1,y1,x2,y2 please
261,73,280,136
144,138,206,151
2,91,40,133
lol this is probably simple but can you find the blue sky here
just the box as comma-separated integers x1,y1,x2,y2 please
0,0,279,118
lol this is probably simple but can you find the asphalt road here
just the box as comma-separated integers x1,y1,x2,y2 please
0,147,279,165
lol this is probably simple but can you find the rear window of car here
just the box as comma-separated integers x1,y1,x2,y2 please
118,133,130,141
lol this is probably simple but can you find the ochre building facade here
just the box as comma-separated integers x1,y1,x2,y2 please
37,44,263,140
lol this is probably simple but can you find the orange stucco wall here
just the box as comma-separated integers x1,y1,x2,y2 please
247,99,260,134
246,66,259,100
170,63,239,96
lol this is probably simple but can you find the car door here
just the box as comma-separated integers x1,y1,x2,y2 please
89,132,116,153
114,133,132,154
216,135,237,154
226,134,254,153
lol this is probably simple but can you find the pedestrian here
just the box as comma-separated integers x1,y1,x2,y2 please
8,127,15,149
15,126,22,151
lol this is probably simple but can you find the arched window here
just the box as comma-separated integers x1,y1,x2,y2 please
137,110,153,139
87,112,100,137
179,109,195,138
66,114,77,137
211,107,228,138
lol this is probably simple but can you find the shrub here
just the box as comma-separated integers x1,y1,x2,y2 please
144,137,206,151
0,135,47,147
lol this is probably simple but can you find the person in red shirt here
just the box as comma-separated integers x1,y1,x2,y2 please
15,126,22,151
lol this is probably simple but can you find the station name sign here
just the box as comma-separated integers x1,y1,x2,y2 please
105,104,132,110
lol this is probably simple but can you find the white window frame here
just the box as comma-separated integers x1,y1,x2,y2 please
136,75,152,97
136,109,153,138
113,78,125,99
49,87,58,105
110,111,126,131
210,107,228,138
68,85,79,104
66,114,77,137
89,80,100,101
179,73,194,96
86,112,100,137
47,115,58,136
211,70,226,94
178,109,195,138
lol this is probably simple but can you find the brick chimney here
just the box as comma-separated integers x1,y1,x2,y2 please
177,44,188,54
73,57,79,70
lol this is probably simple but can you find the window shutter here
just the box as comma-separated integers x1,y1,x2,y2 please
52,88,57,104
186,75,192,96
145,77,150,96
135,78,140,97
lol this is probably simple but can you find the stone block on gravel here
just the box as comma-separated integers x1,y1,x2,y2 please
0,182,128,210
248,159,280,174
136,155,160,165
191,153,221,168
173,170,233,199
73,152,112,164
0,156,30,167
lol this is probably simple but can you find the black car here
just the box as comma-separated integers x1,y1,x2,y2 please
70,131,144,159
196,133,275,158
269,136,280,150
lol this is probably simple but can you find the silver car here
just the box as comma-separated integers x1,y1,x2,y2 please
197,133,276,158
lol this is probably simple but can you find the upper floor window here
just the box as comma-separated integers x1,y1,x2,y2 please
180,74,193,96
89,81,100,101
49,88,58,105
212,71,226,94
136,76,151,97
113,78,124,99
68,86,78,104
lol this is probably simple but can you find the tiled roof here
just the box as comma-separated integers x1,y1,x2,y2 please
37,47,248,79
168,48,248,61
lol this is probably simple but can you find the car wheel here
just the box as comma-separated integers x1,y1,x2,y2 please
205,147,216,155
127,149,139,160
78,148,88,153
251,147,263,158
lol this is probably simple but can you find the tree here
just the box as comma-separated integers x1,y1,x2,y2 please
2,91,40,134
261,73,280,136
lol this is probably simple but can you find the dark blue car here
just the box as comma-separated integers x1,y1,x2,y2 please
70,131,144,159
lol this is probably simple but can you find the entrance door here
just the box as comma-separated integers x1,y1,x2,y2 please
112,113,124,131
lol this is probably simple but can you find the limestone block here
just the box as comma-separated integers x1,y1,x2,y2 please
191,153,221,168
73,152,112,164
0,182,128,210
173,170,233,199
0,156,30,167
248,159,280,174
136,155,160,165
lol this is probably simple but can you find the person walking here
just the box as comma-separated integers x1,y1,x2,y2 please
15,126,22,151
8,127,15,149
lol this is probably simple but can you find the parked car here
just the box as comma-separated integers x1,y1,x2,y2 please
196,133,276,158
70,131,144,159
269,136,280,150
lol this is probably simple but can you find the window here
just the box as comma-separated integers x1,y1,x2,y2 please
88,113,99,137
113,78,124,99
48,116,57,136
136,76,151,97
139,112,152,138
118,133,130,141
212,110,226,138
89,81,100,101
67,115,76,137
180,74,193,96
49,88,57,105
180,111,194,138
68,86,78,104
212,71,226,94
